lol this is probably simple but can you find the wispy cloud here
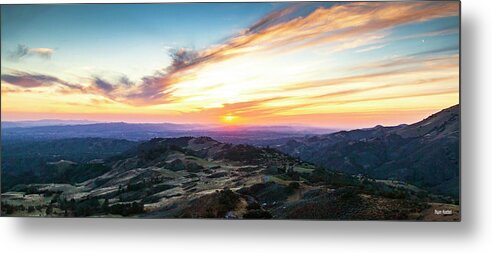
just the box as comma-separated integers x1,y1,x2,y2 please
0,71,82,90
190,1,458,60
92,77,116,93
356,44,388,53
7,44,55,61
1,72,59,88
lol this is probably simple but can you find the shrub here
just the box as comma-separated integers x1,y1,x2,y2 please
246,202,261,210
218,188,240,211
288,182,300,190
108,201,144,216
243,210,272,219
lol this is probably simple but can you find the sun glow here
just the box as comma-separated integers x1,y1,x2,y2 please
222,115,238,124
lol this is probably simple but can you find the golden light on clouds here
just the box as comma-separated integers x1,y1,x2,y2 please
1,2,460,129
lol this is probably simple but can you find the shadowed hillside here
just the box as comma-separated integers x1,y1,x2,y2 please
2,135,458,220
275,105,460,197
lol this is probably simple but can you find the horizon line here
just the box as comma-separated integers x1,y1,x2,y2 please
0,104,459,130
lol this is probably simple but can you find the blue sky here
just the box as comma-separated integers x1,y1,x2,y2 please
1,3,285,79
1,3,458,81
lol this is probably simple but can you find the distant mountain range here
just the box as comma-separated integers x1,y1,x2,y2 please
1,121,337,144
1,119,101,128
275,105,460,197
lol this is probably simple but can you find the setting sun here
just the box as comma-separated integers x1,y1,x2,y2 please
222,115,238,124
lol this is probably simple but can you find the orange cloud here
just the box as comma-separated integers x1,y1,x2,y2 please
188,2,458,62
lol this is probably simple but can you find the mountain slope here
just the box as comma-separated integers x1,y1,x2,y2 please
1,138,139,192
275,105,460,197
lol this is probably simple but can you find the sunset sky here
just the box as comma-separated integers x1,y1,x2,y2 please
1,2,460,129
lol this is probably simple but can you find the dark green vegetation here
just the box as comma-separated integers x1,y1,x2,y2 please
1,105,460,220
1,137,138,172
1,138,138,192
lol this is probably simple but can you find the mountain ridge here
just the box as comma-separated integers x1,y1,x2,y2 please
275,104,460,197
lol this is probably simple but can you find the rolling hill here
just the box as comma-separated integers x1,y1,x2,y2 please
1,136,458,220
